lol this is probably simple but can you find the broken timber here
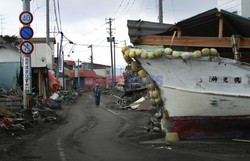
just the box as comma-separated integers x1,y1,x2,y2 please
132,36,250,48
0,107,16,118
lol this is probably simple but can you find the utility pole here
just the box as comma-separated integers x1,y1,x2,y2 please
88,44,93,70
106,18,114,88
113,37,116,84
77,59,80,89
46,0,50,46
158,0,163,23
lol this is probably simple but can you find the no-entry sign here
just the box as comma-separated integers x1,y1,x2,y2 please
19,11,33,25
20,41,34,55
20,26,34,40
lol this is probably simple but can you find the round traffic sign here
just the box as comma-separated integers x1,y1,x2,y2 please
20,41,34,55
20,26,34,40
19,11,33,25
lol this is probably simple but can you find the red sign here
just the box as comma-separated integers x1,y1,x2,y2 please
20,41,34,55
19,11,33,25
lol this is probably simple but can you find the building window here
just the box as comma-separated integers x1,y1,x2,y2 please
106,70,110,74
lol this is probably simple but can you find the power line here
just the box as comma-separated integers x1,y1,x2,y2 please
32,0,45,14
110,0,125,18
90,33,107,44
117,0,131,17
53,0,60,32
117,0,137,18
170,0,176,22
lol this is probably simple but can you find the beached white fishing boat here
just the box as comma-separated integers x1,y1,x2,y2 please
125,8,250,139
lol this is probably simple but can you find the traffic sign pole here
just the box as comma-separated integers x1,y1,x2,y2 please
21,0,33,120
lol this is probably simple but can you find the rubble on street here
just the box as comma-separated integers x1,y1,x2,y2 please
108,86,163,135
0,88,79,134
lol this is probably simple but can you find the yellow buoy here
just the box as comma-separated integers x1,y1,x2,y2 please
124,50,130,57
155,49,163,57
138,69,146,77
181,52,191,60
148,52,155,59
172,51,180,59
192,50,202,58
147,83,155,90
135,49,143,57
164,48,173,55
151,98,156,106
155,98,162,104
141,52,148,59
129,50,136,58
121,46,128,54
152,90,160,99
210,48,218,56
201,48,210,56
143,77,151,85
131,61,139,71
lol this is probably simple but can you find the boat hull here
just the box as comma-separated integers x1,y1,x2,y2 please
166,115,250,139
136,56,250,139
162,86,250,139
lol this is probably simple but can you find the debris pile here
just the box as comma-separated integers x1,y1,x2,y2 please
113,87,162,133
0,89,79,133
112,46,167,133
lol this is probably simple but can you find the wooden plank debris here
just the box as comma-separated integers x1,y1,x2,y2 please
0,107,16,118
133,36,250,48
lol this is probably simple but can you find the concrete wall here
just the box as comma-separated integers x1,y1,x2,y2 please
0,62,20,90
242,0,250,18
30,43,53,69
94,67,111,78
0,47,20,63
0,47,20,90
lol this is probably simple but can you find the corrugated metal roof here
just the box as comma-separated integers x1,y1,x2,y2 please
174,8,250,37
128,8,250,38
127,20,173,39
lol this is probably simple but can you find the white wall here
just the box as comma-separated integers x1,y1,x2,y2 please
30,43,53,69
217,0,250,18
217,0,242,15
242,0,250,18
94,69,106,77
0,47,20,63
94,67,111,78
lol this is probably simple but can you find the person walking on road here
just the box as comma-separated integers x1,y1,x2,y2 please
93,84,102,107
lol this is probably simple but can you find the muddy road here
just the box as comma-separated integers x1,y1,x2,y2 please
1,93,250,161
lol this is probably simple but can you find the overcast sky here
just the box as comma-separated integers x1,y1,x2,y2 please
0,0,217,71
